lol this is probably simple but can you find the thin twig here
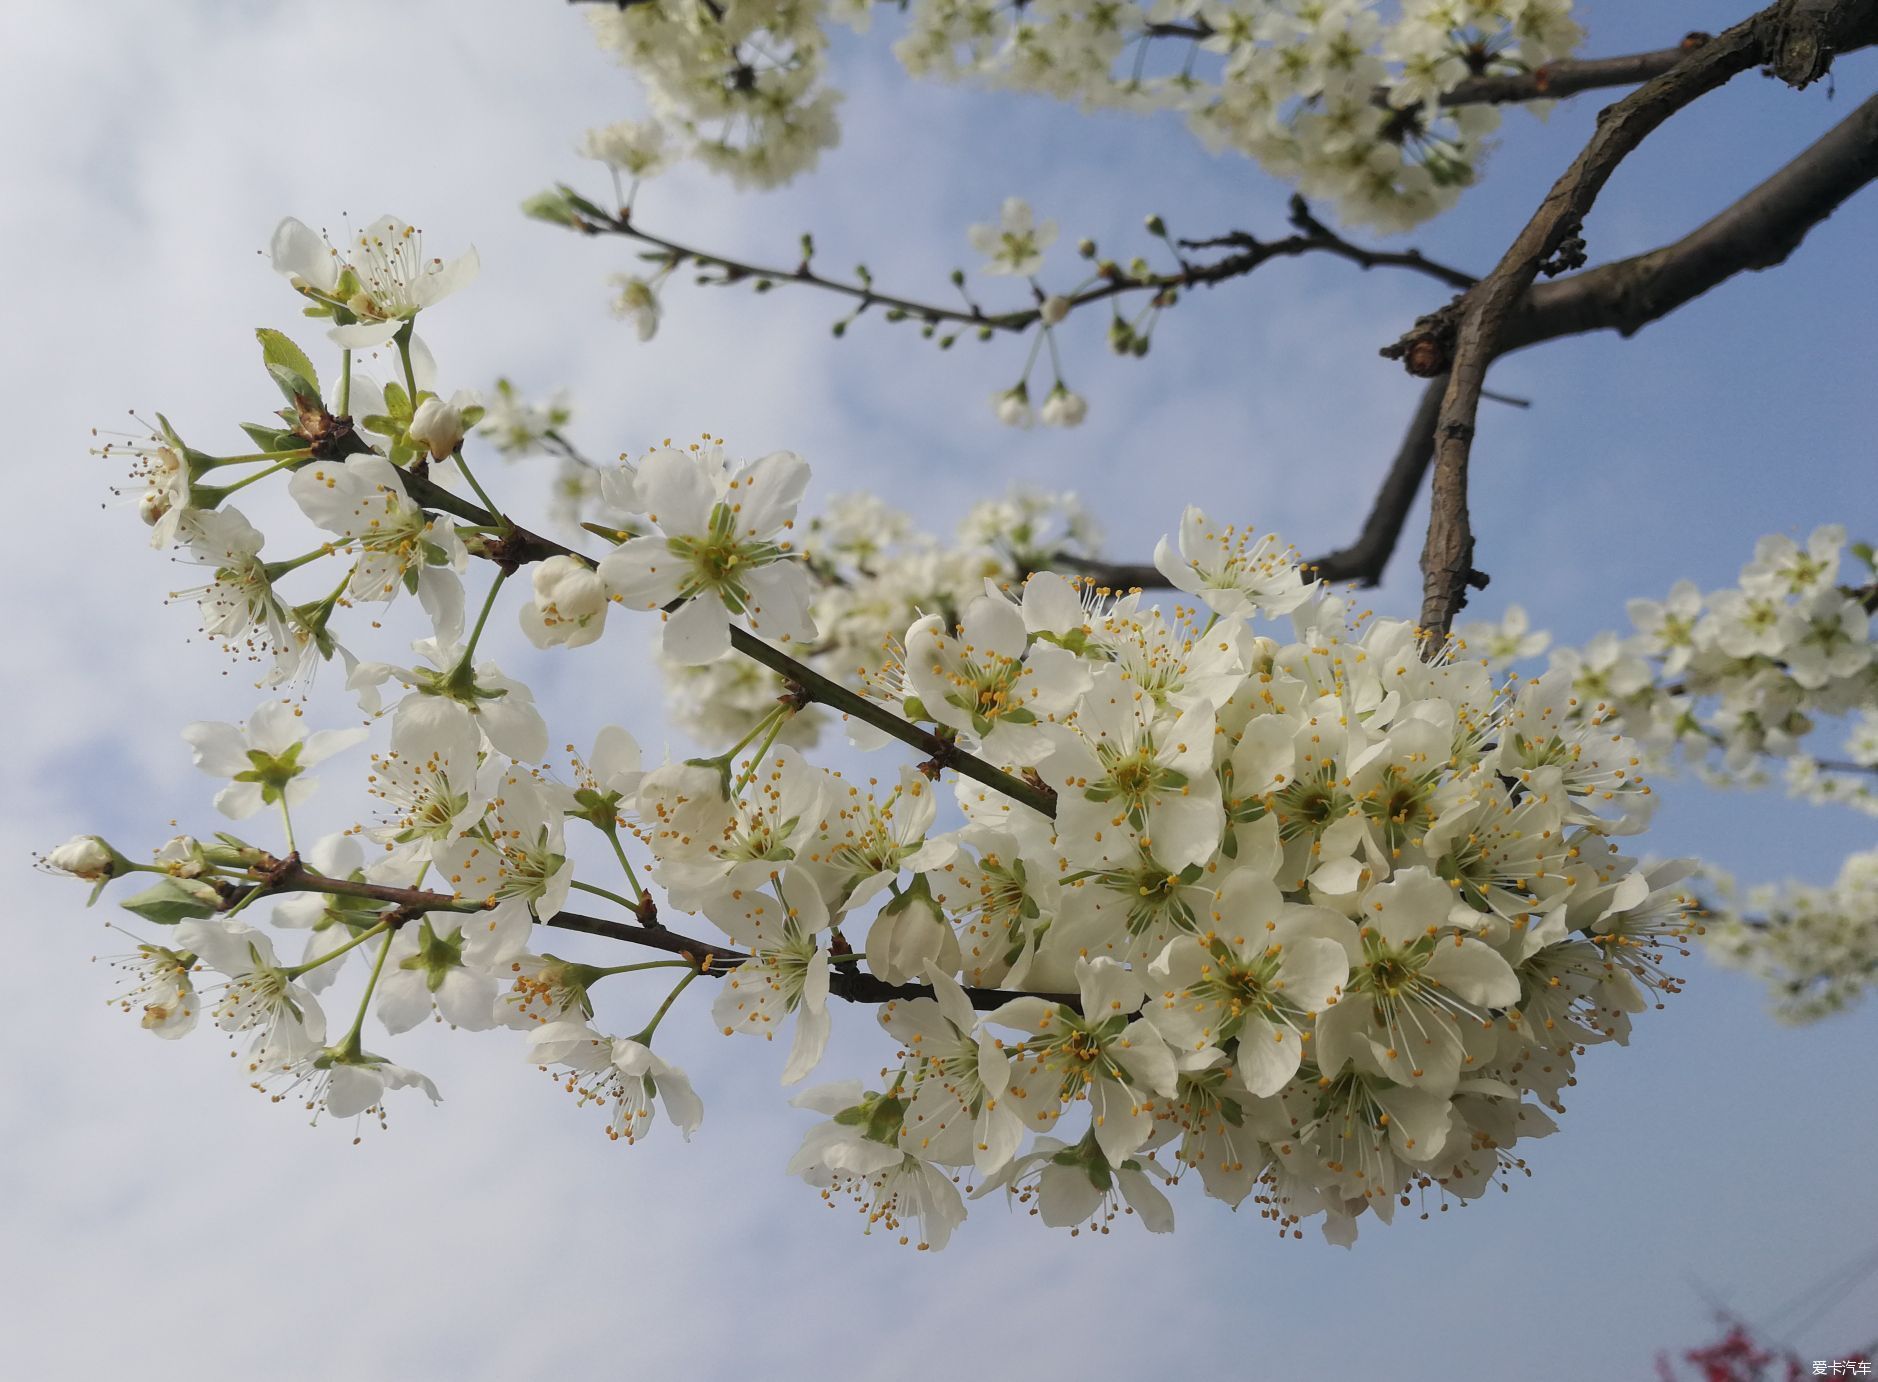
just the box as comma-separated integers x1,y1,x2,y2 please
560,198,1474,338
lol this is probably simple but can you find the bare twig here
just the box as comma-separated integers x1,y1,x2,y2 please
557,197,1474,337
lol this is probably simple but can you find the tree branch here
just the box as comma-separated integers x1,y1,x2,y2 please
990,79,1878,606
557,195,1474,338
1413,0,1878,643
1056,374,1447,592
1439,44,1711,106
242,859,1078,1011
1506,89,1878,349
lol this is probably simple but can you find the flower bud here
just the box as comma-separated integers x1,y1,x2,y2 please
992,383,1034,430
408,391,478,462
1040,295,1071,326
45,835,119,880
865,879,961,986
522,554,611,649
1040,385,1088,428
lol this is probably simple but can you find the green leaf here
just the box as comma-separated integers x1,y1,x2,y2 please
520,188,582,227
257,329,321,399
240,422,302,453
120,877,222,926
268,362,320,406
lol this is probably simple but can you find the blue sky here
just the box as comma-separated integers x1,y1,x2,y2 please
4,2,1874,1377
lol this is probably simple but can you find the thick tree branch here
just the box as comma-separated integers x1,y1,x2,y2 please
1413,0,1878,643
1439,44,1711,105
1506,89,1878,348
240,859,1078,1011
985,82,1878,605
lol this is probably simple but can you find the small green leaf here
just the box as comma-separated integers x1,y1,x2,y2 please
257,329,321,399
268,362,320,406
120,877,222,926
240,422,303,453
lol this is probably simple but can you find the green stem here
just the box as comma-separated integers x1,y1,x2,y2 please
263,546,335,582
602,826,648,905
570,878,640,912
222,883,267,918
630,966,701,1044
284,918,392,980
724,703,787,763
198,449,314,469
451,568,507,672
218,454,307,498
396,320,420,405
453,451,507,528
1018,325,1046,384
593,959,692,979
338,348,352,416
339,926,397,1055
733,707,791,798
279,798,298,854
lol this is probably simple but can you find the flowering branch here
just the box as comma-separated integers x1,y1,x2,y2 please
234,855,1080,1011
397,469,1062,817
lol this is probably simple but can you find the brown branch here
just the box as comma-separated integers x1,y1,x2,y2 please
1440,44,1710,106
557,196,1474,337
1505,90,1878,350
1056,374,1448,592
932,81,1878,607
245,859,1078,1011
1413,0,1878,644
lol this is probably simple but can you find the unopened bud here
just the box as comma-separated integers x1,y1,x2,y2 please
45,835,119,881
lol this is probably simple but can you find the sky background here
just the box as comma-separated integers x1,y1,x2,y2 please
3,2,1875,1377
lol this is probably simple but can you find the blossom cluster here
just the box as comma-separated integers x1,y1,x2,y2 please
1703,848,1878,1024
1457,528,1878,1021
584,0,1582,230
59,212,1701,1251
1539,526,1876,794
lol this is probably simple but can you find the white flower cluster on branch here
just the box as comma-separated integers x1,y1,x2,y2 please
1457,528,1878,1022
58,214,1715,1249
583,0,1585,230
1703,848,1878,1024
